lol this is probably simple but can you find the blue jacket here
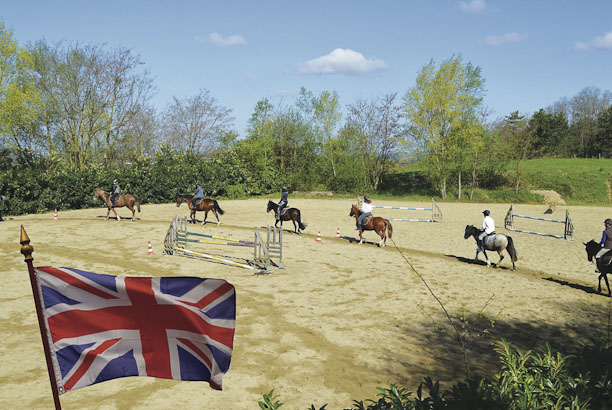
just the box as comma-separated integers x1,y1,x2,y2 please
193,186,204,199
279,191,288,206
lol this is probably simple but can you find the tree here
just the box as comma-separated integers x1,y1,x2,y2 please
313,90,342,178
593,105,612,158
526,109,569,158
499,111,530,193
162,89,234,155
345,93,404,191
403,55,485,199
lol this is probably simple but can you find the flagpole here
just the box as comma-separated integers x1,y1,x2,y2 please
20,225,62,410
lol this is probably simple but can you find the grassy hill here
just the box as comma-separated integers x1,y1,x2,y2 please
377,158,612,205
522,158,612,205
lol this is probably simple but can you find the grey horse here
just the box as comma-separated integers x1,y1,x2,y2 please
464,225,518,271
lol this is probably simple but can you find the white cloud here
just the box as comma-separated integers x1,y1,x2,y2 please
573,30,612,51
207,32,247,47
485,32,526,46
459,0,487,12
297,48,388,75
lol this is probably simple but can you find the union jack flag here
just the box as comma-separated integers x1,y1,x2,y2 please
34,266,236,393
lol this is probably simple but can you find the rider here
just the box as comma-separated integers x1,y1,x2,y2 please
357,196,373,230
276,186,289,221
478,210,495,251
109,179,120,206
192,182,204,207
595,218,612,270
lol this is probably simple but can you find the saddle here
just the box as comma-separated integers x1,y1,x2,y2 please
482,232,497,248
362,215,372,225
599,251,612,268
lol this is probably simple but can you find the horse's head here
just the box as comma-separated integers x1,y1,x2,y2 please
349,204,359,217
584,240,601,262
176,196,185,207
464,225,477,239
266,200,275,213
93,189,105,201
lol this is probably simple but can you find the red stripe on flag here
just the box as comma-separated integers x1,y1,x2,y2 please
64,338,120,391
38,267,119,300
179,282,234,310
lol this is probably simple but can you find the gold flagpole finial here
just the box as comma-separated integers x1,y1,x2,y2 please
20,225,34,263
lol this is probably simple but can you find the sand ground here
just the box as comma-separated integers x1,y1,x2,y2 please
1,199,611,409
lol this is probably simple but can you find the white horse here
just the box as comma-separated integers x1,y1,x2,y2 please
464,225,518,271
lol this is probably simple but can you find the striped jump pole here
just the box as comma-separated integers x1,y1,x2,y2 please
358,197,442,223
504,204,574,240
173,247,254,270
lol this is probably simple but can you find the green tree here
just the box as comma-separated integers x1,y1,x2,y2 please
403,55,485,199
527,109,569,158
499,111,530,193
593,105,612,158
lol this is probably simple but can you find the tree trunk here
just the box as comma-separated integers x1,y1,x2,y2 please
441,176,447,200
457,170,462,199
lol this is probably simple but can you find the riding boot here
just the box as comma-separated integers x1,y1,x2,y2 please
477,239,484,252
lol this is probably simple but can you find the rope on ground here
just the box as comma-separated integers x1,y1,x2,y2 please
390,237,471,379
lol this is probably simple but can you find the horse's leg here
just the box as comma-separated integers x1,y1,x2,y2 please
358,228,364,244
293,218,298,234
112,207,119,221
213,209,220,225
496,252,504,268
378,226,385,247
598,274,603,293
604,274,611,296
482,250,491,267
106,207,110,220
128,205,135,222
202,210,208,226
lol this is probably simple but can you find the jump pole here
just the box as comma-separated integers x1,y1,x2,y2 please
357,197,442,222
504,204,574,240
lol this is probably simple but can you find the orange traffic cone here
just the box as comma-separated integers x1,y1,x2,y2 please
54,208,58,221
336,228,340,238
147,241,154,256
316,231,322,243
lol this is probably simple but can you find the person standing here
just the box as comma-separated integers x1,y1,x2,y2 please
478,210,495,251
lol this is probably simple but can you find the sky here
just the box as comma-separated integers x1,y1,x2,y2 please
1,0,611,136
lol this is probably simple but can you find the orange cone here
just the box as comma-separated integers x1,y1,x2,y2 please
147,241,154,256
316,231,322,243
54,208,58,221
336,228,340,238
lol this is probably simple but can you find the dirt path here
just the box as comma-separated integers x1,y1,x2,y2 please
1,199,610,409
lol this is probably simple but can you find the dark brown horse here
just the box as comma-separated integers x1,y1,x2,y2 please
266,200,306,234
584,240,612,296
93,189,141,221
176,195,225,225
350,204,393,247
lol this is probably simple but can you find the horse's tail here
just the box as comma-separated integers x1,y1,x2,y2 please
386,220,393,239
297,210,307,231
134,195,141,213
213,200,225,215
506,235,518,262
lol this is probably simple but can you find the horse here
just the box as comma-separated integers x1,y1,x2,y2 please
176,195,225,225
349,204,393,247
93,189,141,221
266,200,306,234
584,240,612,296
464,225,518,271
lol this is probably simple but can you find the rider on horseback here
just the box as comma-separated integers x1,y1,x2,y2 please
357,196,373,230
110,179,120,206
276,186,289,221
478,210,495,251
192,182,204,207
595,218,612,271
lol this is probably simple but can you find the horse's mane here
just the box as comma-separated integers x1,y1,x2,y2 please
177,195,192,199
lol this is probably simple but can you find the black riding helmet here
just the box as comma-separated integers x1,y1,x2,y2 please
483,210,490,216
605,218,612,226
282,186,287,192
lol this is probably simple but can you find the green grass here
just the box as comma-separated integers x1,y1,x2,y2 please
521,158,612,205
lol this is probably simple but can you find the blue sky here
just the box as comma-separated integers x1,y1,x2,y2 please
1,0,611,136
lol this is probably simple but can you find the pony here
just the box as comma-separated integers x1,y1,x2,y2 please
349,204,393,247
176,195,225,225
584,240,612,296
464,225,518,271
93,189,141,221
266,200,306,234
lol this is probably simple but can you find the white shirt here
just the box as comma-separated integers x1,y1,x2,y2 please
361,202,373,213
482,215,495,234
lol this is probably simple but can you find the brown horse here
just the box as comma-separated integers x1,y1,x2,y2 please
349,204,393,247
266,200,307,234
176,195,225,225
93,189,141,221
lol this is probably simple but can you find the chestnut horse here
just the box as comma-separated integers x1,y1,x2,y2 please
349,204,393,247
266,200,307,234
176,195,225,225
93,189,141,221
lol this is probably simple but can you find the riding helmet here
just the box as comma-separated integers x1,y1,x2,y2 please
364,195,370,201
197,182,201,186
282,186,287,192
113,179,118,184
483,210,490,216
605,218,612,226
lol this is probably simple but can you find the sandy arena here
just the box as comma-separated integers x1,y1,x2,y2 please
1,199,611,409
